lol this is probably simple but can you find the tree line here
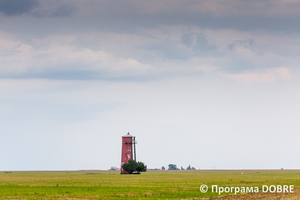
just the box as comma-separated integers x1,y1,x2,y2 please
121,160,197,173
162,164,196,170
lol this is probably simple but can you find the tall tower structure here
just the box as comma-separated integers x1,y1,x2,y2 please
121,132,136,174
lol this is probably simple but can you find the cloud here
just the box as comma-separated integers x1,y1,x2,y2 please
228,39,254,51
181,32,217,52
2,0,300,32
0,28,298,83
223,67,292,84
0,0,75,18
0,35,153,80
31,1,76,18
0,32,20,50
0,0,39,16
67,0,300,32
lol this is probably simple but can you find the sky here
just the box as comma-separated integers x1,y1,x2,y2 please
0,0,300,170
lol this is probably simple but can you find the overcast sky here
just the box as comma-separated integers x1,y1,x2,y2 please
1,0,300,170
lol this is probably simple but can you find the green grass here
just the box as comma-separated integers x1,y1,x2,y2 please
0,170,299,199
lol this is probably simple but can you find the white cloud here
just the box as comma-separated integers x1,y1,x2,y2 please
0,34,153,77
0,32,20,50
223,67,292,84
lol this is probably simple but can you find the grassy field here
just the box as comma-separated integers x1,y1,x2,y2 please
0,170,300,199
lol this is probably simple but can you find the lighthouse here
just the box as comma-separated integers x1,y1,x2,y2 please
121,132,136,174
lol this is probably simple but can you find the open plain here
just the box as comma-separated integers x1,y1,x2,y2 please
0,170,299,199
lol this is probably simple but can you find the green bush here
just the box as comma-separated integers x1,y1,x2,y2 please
122,160,147,174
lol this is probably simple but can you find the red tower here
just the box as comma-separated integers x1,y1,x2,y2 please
121,132,136,174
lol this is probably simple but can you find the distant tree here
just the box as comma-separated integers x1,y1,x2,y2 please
181,167,185,170
186,165,196,170
162,166,165,170
168,164,179,170
122,160,147,174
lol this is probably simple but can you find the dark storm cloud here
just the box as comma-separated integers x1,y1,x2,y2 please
0,0,39,16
